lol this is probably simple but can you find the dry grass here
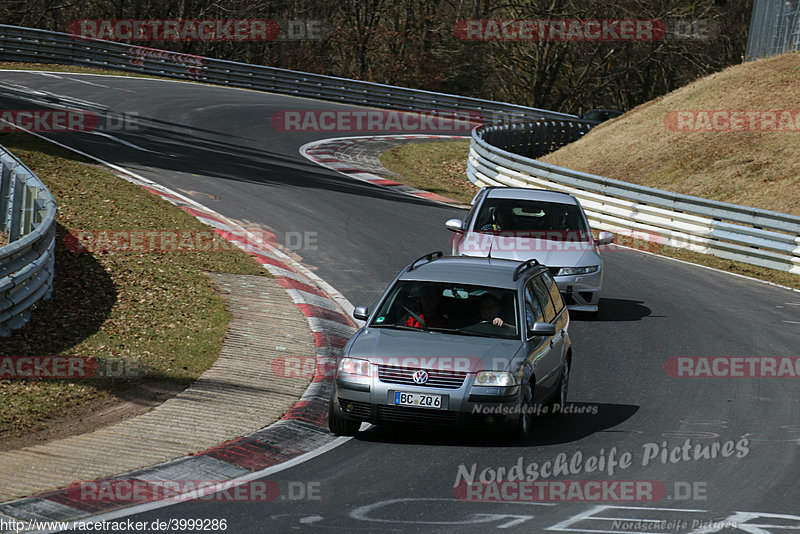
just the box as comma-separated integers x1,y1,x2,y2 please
380,140,476,203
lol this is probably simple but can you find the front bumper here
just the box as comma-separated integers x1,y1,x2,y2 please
554,269,602,312
333,376,522,428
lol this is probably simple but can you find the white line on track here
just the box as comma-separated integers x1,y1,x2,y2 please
64,76,112,88
87,131,162,153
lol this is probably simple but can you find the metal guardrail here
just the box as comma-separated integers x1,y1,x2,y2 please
481,120,596,159
0,144,57,335
746,0,800,60
469,124,800,274
0,24,576,124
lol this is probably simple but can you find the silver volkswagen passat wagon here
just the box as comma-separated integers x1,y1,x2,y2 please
446,187,614,313
328,252,572,441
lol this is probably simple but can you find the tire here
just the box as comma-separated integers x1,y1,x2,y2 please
549,358,570,415
328,396,361,436
512,380,534,442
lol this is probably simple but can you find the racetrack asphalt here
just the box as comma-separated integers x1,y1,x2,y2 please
0,70,798,533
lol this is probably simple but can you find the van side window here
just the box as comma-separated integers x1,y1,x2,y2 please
532,276,556,323
523,282,544,331
542,273,565,314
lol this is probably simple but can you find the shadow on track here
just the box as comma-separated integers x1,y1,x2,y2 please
355,402,639,448
14,103,452,210
570,298,652,322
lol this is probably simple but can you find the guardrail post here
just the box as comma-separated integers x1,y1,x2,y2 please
43,222,55,300
34,194,49,227
7,170,23,242
23,184,38,235
0,158,10,233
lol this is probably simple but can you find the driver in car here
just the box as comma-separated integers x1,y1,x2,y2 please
480,293,513,328
480,206,513,231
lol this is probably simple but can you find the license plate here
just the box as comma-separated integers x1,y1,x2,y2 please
394,391,443,409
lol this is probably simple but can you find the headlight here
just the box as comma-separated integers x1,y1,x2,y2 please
557,265,600,276
338,358,371,376
475,371,517,387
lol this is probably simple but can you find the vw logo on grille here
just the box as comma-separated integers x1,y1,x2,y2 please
412,370,429,384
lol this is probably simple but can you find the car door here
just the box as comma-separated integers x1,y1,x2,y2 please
531,274,565,394
522,276,554,403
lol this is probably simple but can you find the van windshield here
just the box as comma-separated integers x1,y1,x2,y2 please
474,199,590,241
370,281,519,339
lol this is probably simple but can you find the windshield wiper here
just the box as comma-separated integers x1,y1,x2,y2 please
427,327,506,338
370,324,422,331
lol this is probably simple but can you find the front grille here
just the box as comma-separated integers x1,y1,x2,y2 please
338,398,372,420
377,365,467,389
377,405,458,425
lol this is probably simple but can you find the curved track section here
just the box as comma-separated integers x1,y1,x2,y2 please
0,71,797,534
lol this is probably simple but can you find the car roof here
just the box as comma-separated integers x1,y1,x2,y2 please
399,256,543,289
483,187,579,206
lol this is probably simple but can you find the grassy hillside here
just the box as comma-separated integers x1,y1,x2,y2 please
542,52,800,216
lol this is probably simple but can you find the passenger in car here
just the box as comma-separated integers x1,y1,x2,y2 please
404,285,449,328
539,210,564,231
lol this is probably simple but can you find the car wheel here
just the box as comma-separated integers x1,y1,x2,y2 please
328,396,360,436
550,358,570,415
513,380,534,442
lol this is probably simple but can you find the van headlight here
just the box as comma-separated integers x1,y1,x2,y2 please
475,371,517,387
338,358,371,376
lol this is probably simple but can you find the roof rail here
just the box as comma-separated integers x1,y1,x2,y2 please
406,251,444,272
512,258,542,281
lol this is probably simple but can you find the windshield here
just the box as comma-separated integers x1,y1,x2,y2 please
473,198,590,241
370,281,519,339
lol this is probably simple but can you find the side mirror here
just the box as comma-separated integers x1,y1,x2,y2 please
596,231,615,246
528,322,556,338
353,306,369,321
445,218,465,232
